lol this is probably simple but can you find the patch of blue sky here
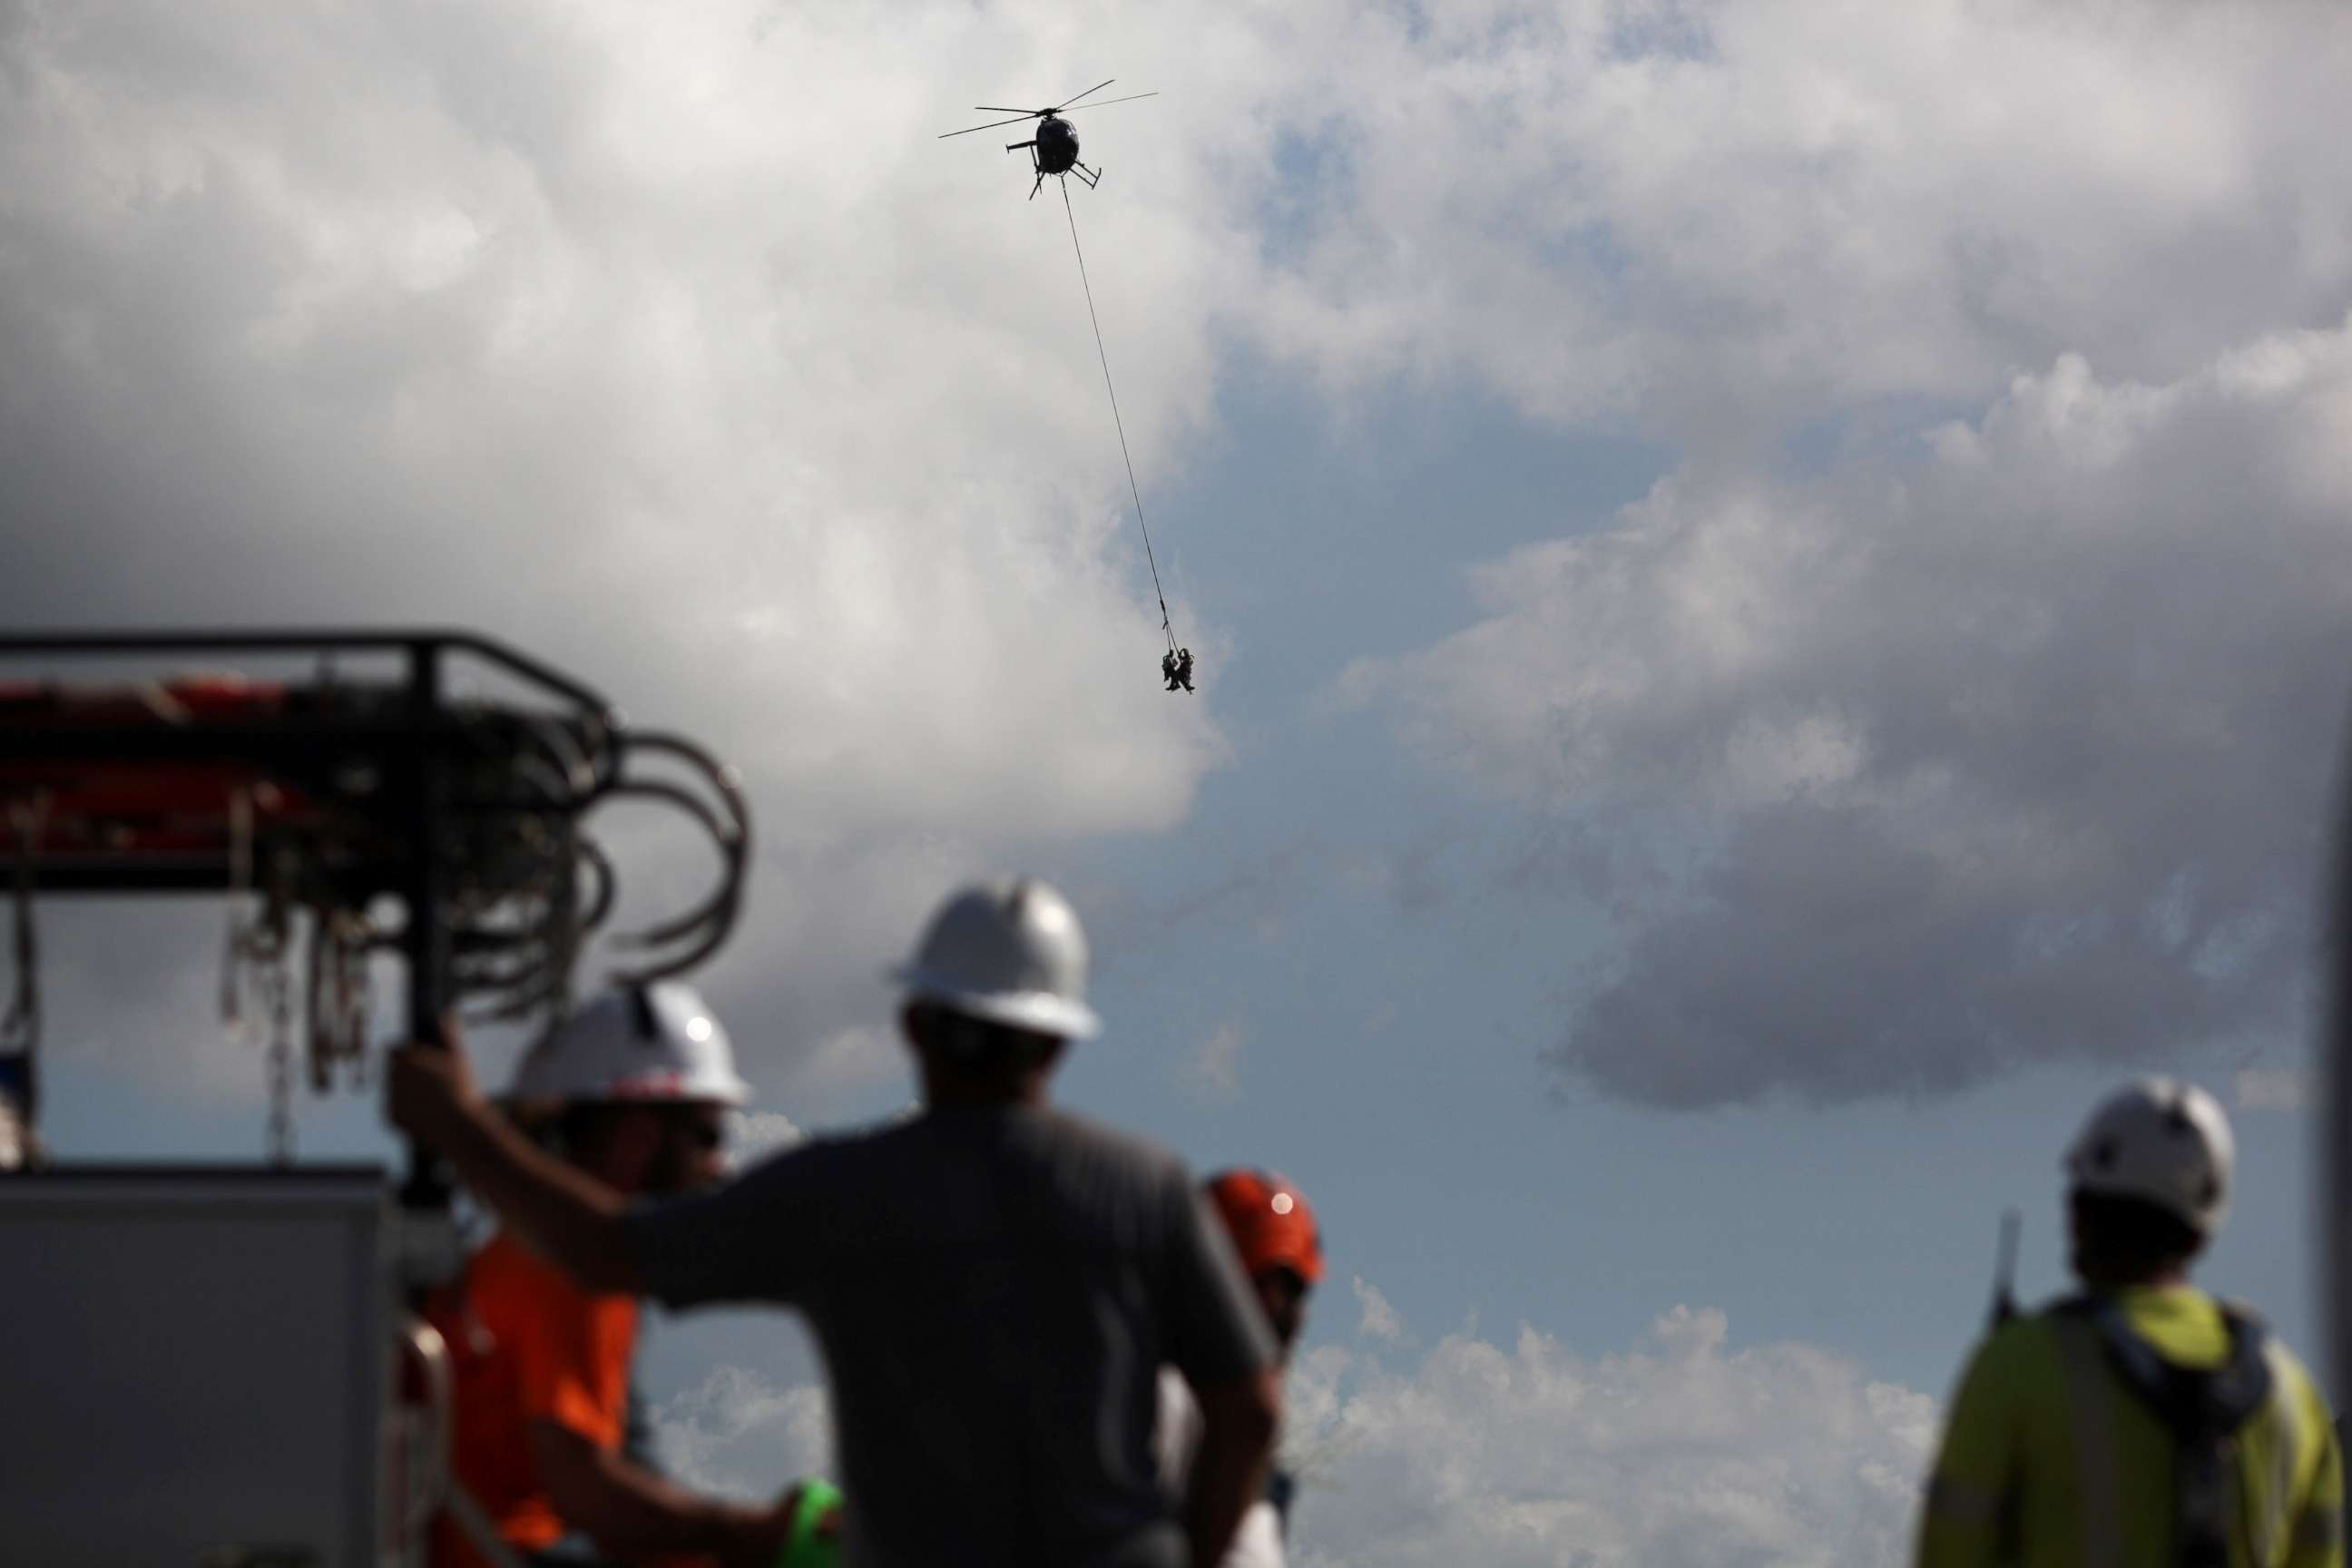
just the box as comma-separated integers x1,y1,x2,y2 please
1147,346,1665,686
1376,0,1433,49
1603,3,1718,65
1249,122,1356,272
1532,218,1632,286
44,1070,390,1163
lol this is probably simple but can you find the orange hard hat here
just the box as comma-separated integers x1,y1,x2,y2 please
1205,1169,1324,1287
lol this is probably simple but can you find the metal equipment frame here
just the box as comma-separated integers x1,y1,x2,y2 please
0,629,749,1204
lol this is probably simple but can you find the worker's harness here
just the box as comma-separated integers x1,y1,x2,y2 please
1264,1465,1296,1535
2057,1295,2275,1568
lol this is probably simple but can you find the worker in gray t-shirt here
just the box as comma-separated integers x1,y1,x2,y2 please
390,877,1282,1568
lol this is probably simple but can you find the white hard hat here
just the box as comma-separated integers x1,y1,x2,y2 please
508,983,751,1107
890,877,1102,1040
2064,1076,2235,1235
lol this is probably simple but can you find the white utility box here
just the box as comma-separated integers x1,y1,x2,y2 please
0,1167,397,1567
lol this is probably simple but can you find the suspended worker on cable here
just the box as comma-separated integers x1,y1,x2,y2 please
1915,1077,2343,1568
940,85,1189,693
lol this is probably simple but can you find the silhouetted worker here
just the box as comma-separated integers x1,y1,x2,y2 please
1162,650,1181,691
1174,648,1195,693
1916,1077,2342,1568
390,878,1281,1568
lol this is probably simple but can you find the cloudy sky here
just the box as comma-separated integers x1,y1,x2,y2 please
9,1,2352,1562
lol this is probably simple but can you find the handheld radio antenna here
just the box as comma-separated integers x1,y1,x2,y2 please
1988,1208,2021,1330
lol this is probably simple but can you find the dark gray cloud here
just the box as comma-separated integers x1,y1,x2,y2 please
1565,797,2304,1108
1355,332,2352,1104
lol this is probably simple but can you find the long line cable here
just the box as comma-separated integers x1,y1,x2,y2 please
1062,178,1176,654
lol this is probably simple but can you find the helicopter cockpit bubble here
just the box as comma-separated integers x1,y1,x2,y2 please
1037,116,1080,168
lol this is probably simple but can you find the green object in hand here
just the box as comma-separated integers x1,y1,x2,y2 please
779,1476,844,1568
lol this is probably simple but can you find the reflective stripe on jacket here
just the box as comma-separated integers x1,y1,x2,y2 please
1915,1286,2343,1568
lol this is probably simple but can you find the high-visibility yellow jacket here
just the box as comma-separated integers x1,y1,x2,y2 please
1916,1286,2342,1568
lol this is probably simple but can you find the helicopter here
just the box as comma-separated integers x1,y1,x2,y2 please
937,79,1159,200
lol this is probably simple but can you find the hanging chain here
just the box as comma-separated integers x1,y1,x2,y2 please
220,790,302,1164
338,908,375,1088
2,792,49,1059
220,789,255,1027
262,934,295,1166
309,905,375,1092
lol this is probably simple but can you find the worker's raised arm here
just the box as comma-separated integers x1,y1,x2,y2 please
386,1034,639,1294
612,1127,838,1311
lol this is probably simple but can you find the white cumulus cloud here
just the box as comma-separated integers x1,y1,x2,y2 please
1284,1304,1935,1568
1350,1276,1406,1344
728,1108,804,1165
1232,0,2352,436
652,1363,832,1502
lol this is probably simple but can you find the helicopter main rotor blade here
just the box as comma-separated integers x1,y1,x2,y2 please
1059,92,1160,114
972,106,1047,115
1054,79,1117,111
938,113,1047,139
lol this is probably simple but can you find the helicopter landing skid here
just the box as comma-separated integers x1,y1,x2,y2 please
1028,163,1102,201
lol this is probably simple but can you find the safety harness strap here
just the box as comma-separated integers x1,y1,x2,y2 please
2053,1312,2129,1568
2256,1342,2298,1564
1265,1466,1297,1535
2055,1296,2278,1568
